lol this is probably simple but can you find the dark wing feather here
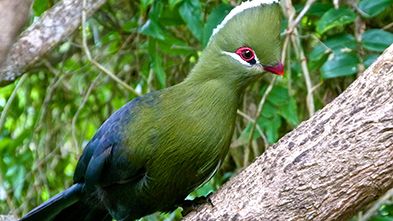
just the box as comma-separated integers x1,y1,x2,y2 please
73,97,145,188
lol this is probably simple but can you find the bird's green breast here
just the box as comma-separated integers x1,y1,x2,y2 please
126,79,240,209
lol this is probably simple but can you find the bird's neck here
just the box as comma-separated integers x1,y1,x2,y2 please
171,66,244,121
181,77,242,111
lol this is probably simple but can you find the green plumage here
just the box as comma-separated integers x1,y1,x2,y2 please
21,1,282,221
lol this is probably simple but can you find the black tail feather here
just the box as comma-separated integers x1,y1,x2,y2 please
51,200,111,221
20,183,112,221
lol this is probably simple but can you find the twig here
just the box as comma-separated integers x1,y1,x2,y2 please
237,110,269,149
0,75,27,216
281,34,290,65
36,76,65,132
0,75,26,131
291,0,316,30
15,142,66,215
311,81,323,93
290,31,315,117
13,73,66,214
383,22,393,30
333,0,340,9
81,0,141,96
71,74,101,149
283,0,316,117
245,77,277,167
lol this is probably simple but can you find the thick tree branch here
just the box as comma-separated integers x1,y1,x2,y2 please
185,44,393,220
0,0,32,67
0,0,107,86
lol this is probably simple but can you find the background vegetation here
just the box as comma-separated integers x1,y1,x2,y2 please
0,0,392,220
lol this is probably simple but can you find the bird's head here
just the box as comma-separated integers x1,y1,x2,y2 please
189,0,283,88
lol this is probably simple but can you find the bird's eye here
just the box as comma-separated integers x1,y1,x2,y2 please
235,47,256,64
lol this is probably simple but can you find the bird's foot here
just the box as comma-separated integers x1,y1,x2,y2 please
180,194,214,216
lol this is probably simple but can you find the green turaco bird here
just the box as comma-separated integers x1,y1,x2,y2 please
21,0,283,220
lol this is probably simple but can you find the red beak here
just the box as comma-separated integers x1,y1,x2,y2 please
263,62,284,76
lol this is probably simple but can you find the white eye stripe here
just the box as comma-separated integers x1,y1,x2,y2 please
222,51,260,66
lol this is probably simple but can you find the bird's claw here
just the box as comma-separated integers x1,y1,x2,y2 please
180,195,214,216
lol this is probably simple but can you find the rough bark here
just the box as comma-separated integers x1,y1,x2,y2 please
0,0,107,86
185,44,393,221
0,0,32,67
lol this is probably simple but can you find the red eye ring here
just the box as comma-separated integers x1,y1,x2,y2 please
235,47,255,62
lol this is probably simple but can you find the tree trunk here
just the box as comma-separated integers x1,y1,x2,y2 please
0,0,107,86
184,44,393,221
0,0,32,67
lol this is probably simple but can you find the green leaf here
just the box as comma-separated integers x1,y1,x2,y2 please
1,129,30,152
140,0,154,12
306,3,334,17
267,87,291,106
102,31,121,54
378,203,393,216
309,45,330,65
252,86,299,144
41,188,50,201
169,0,184,10
0,138,12,151
310,34,356,62
33,0,50,16
156,39,193,56
154,2,184,26
148,40,166,88
359,0,393,17
362,29,393,52
280,98,299,127
139,2,174,40
139,19,166,40
259,105,282,144
13,166,26,200
179,0,204,42
267,87,299,126
316,8,356,34
321,52,359,78
121,20,138,33
369,217,393,221
202,4,233,47
148,1,164,21
191,180,215,197
364,54,379,68
325,34,357,52
237,123,258,144
153,55,166,88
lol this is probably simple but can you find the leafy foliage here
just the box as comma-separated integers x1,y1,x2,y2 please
0,0,392,220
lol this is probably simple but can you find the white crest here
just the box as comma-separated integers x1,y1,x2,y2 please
210,0,279,41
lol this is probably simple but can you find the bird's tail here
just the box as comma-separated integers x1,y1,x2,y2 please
20,183,83,221
20,183,111,221
50,200,111,221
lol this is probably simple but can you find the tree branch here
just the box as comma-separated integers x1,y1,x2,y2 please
185,44,393,220
0,0,32,67
0,0,107,86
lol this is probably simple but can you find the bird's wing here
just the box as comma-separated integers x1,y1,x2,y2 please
73,96,149,188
